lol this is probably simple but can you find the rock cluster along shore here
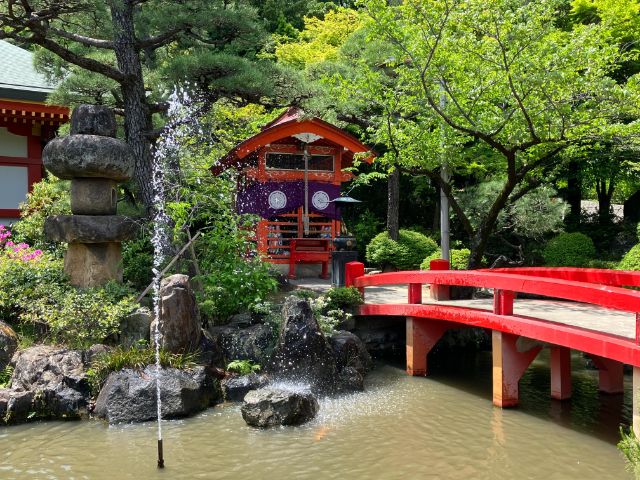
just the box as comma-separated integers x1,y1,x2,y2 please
0,288,374,427
43,104,138,287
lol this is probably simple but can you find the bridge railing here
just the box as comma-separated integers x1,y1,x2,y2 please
345,264,640,341
480,267,640,288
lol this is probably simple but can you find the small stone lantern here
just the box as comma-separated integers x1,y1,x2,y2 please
43,105,138,287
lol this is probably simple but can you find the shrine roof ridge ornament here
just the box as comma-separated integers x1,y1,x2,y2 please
211,107,375,175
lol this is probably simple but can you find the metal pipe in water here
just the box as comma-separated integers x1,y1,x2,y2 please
158,439,165,468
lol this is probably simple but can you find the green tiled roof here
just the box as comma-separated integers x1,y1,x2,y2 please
0,40,56,102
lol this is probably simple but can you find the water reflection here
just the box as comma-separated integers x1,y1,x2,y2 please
0,350,632,479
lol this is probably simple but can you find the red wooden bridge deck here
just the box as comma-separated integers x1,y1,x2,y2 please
345,263,640,434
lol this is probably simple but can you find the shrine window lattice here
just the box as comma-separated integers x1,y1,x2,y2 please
265,153,333,172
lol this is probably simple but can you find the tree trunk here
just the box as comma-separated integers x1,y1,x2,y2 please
467,178,518,269
596,177,615,225
387,168,400,240
566,159,581,226
109,0,154,211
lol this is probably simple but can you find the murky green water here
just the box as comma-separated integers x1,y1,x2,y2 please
0,351,632,479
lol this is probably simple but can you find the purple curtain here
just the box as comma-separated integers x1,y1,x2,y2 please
237,181,342,219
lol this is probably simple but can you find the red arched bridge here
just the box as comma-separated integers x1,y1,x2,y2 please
344,263,640,434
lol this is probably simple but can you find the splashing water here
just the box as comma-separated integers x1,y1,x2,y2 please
150,87,201,468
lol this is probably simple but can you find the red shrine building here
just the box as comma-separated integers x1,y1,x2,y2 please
213,108,374,271
0,40,69,226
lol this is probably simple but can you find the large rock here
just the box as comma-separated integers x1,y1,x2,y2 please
268,297,337,392
151,274,202,353
328,331,373,376
0,321,18,370
7,345,92,421
0,388,35,423
241,387,318,427
43,134,134,181
70,104,117,137
94,366,221,424
119,308,152,348
208,323,274,366
11,345,89,395
222,373,269,402
44,215,139,243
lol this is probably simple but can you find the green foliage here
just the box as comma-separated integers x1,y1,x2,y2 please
122,231,154,291
87,345,198,396
366,229,438,270
458,183,567,241
12,176,70,254
20,283,138,349
543,232,596,267
275,8,363,69
619,244,640,271
196,230,278,324
324,286,363,311
0,252,65,321
226,359,261,375
618,427,640,477
350,209,383,257
421,249,471,271
0,365,13,388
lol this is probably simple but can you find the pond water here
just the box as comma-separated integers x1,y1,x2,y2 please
0,350,631,479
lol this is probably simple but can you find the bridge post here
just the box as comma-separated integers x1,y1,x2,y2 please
406,318,451,376
345,261,365,297
550,346,572,400
588,355,624,394
429,259,450,301
408,283,422,304
492,331,542,407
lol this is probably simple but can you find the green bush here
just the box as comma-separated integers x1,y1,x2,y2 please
324,286,363,311
226,359,261,375
196,230,278,324
421,248,471,270
122,232,154,291
87,345,197,395
618,427,640,477
350,209,383,256
619,244,640,271
0,251,65,321
12,176,70,253
366,229,438,270
20,282,137,348
542,232,596,267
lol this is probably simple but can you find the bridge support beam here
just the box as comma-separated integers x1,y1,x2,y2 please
406,318,451,376
492,331,541,407
550,346,572,400
589,355,624,394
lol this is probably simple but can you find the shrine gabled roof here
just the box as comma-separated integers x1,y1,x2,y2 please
0,41,57,102
211,107,375,174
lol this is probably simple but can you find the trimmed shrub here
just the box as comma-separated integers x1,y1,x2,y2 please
543,232,596,267
366,229,438,270
420,248,471,270
324,286,363,311
619,244,640,271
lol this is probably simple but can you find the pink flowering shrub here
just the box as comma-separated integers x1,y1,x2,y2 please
0,225,43,262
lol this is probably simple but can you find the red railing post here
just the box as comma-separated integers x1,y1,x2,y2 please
636,313,640,345
345,261,365,298
493,289,514,316
429,259,450,301
408,283,422,304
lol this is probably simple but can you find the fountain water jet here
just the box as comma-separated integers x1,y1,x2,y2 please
150,87,203,468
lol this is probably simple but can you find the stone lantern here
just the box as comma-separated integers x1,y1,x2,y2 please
43,105,138,287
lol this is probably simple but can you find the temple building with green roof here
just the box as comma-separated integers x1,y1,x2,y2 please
0,40,69,225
